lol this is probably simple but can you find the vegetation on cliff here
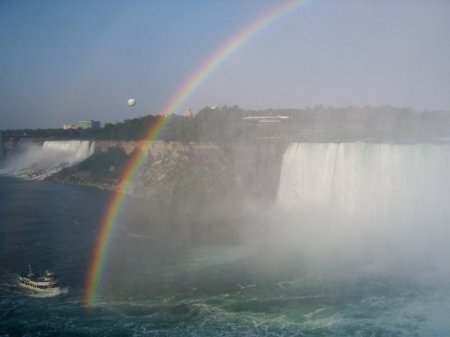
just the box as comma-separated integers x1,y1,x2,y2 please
49,147,130,189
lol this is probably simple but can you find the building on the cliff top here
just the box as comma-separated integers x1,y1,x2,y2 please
181,107,193,117
163,107,193,118
79,120,101,129
242,115,290,141
63,124,80,130
242,115,289,124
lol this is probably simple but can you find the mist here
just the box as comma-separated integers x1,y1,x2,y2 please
0,140,94,179
86,139,450,307
238,142,450,283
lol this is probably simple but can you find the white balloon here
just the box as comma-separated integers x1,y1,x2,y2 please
128,98,136,106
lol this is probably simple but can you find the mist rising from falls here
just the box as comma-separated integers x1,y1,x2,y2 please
0,140,94,180
268,143,450,274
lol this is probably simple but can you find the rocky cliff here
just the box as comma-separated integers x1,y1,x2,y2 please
46,140,287,244
49,140,287,203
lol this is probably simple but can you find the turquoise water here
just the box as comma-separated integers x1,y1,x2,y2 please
1,176,449,336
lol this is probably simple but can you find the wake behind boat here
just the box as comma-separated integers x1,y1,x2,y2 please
18,265,60,293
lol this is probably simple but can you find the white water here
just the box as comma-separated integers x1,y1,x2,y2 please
29,287,69,298
0,140,95,180
277,142,450,215
275,142,450,272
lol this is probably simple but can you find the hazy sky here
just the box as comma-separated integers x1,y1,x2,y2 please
1,0,450,129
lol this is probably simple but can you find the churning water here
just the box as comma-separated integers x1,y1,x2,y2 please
1,142,450,336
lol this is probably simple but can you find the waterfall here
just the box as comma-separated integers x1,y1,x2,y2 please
277,143,450,219
274,143,450,266
0,140,95,180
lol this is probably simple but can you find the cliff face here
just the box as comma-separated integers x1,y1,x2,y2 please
128,142,231,200
231,141,289,201
9,139,286,244
49,140,287,203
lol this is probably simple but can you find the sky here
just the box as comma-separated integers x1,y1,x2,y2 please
1,0,450,129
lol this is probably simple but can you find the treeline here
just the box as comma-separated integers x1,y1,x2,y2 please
1,107,244,143
3,105,450,144
2,114,198,142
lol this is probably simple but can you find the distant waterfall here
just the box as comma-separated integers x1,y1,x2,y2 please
0,140,95,180
277,143,450,222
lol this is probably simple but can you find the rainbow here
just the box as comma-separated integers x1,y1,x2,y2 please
84,0,310,306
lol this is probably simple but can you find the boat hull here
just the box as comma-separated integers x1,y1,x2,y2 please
18,277,60,293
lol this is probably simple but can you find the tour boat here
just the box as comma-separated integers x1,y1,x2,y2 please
18,265,60,293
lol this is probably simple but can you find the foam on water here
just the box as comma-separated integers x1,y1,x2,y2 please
29,287,69,298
